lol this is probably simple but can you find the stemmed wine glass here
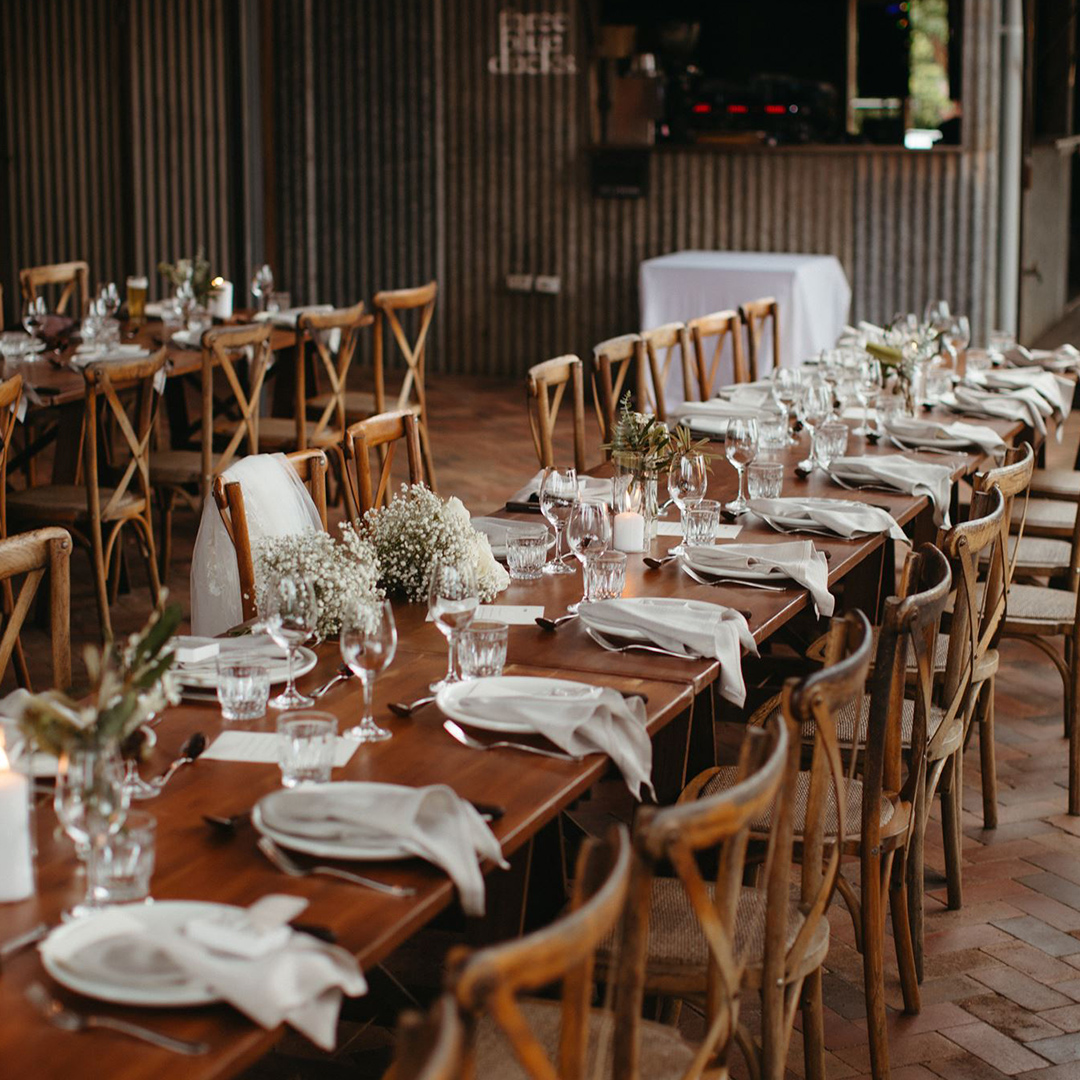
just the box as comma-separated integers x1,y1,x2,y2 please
251,265,275,313
924,299,951,333
261,572,319,709
566,500,612,611
770,367,802,445
96,282,121,318
340,600,397,743
22,296,47,344
796,379,833,473
725,417,758,513
944,315,971,365
540,467,578,574
428,560,479,692
668,452,708,535
853,357,883,437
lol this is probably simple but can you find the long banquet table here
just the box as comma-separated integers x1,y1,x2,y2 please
0,409,1033,1080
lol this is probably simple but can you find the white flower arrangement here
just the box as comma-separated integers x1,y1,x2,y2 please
253,526,381,640
359,484,510,603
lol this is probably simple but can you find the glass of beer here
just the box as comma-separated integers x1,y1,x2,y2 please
126,276,148,323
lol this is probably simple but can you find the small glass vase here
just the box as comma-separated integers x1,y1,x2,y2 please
613,454,660,546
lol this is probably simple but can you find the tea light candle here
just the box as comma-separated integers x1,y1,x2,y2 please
613,511,645,553
208,278,234,320
0,740,33,902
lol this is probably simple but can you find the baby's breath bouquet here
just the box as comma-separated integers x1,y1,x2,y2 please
19,599,182,757
253,526,381,640
360,484,510,603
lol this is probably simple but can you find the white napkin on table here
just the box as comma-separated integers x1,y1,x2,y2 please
748,497,907,541
716,384,775,409
254,306,340,353
578,597,757,708
976,368,1072,419
69,344,150,367
828,455,953,526
668,398,773,437
883,416,1006,457
40,896,366,1050
258,783,506,917
450,681,654,799
471,516,549,549
680,540,834,618
945,385,1048,438
508,471,612,506
168,328,202,350
1025,344,1080,372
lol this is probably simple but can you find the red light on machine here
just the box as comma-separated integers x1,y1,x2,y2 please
727,104,749,114
692,103,712,114
764,104,786,115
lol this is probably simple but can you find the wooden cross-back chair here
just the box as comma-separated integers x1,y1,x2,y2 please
0,373,29,685
639,323,691,421
151,322,273,577
263,301,372,457
738,297,779,383
0,528,72,692
687,310,749,397
340,410,424,520
19,260,90,316
526,355,587,474
7,351,166,641
211,450,329,624
384,996,465,1080
373,282,439,492
591,333,643,448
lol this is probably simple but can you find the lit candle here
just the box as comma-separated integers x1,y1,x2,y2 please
0,738,33,902
208,278,234,320
613,511,645,553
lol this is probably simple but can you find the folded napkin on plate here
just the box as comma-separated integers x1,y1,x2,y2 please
748,496,907,542
668,399,774,437
945,385,1047,438
1025,344,1080,371
681,540,834,617
259,783,506,916
69,344,150,367
508,470,612,506
715,384,775,409
168,328,203,350
578,597,757,707
883,416,1005,456
976,368,1072,419
174,633,286,678
451,682,653,799
471,516,548,548
253,305,334,328
41,896,365,1050
829,455,953,526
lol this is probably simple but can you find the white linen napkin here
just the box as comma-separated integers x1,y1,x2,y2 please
680,540,834,617
668,398,773,437
471,516,549,550
828,455,953,526
69,344,150,367
41,896,366,1050
716,384,775,409
254,306,340,352
167,328,202,350
258,783,506,916
174,633,287,679
578,597,757,707
946,384,1048,436
748,497,907,541
450,681,654,799
976,368,1072,419
1024,344,1080,372
883,416,1006,456
508,471,613,506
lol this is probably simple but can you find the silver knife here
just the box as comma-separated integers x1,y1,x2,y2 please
0,922,49,966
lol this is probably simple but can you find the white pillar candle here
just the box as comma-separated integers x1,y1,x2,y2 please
613,511,645,553
0,743,33,903
208,279,234,320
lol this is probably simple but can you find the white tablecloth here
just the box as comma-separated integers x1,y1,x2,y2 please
639,251,852,402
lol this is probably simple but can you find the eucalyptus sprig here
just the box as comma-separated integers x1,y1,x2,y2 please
602,393,714,472
158,249,215,305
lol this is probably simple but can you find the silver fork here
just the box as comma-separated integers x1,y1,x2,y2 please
679,563,789,592
583,627,695,658
256,836,415,898
24,982,210,1055
442,719,584,762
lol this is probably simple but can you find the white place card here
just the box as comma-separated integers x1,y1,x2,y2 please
201,731,357,767
655,522,743,539
425,604,545,626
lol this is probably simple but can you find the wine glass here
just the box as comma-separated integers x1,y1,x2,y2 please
251,264,275,313
853,357,883,437
770,367,802,445
96,282,121,319
944,315,970,366
668,452,708,536
261,572,319,709
924,299,951,333
566,500,612,611
22,296,47,343
340,600,397,743
725,417,758,513
428,560,479,692
540,467,578,574
796,379,833,473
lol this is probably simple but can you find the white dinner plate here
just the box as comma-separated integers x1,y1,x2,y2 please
471,518,555,560
174,645,317,689
40,900,234,1007
437,675,604,734
252,782,413,860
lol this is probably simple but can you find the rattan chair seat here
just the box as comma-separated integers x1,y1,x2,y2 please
8,484,141,522
1002,582,1078,627
1013,497,1075,534
1029,467,1080,499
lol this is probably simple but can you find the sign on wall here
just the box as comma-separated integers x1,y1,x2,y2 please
488,10,576,75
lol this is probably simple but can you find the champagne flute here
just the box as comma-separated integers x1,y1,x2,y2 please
340,600,397,743
796,379,832,473
668,451,708,537
770,367,802,445
261,572,319,709
540,467,578,574
566,500,611,611
22,296,47,343
428,560,479,692
853,357,883,436
251,264,275,313
724,417,758,513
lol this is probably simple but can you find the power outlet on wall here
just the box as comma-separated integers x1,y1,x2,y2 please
534,275,561,295
505,274,534,293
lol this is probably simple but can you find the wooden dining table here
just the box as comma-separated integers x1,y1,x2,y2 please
0,408,1034,1080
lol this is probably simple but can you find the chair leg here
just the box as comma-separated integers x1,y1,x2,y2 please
1070,633,1080,815
942,752,964,911
138,513,163,607
978,677,998,829
907,779,927,984
890,864,921,1015
800,968,827,1080
89,527,112,642
418,419,439,494
861,849,890,1080
157,489,175,581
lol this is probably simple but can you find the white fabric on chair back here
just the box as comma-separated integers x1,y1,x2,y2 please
190,453,323,637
